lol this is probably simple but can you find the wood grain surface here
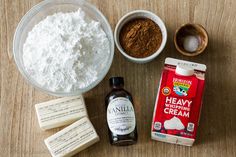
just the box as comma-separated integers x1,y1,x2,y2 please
0,0,236,157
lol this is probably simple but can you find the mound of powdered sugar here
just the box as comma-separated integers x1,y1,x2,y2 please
23,9,110,92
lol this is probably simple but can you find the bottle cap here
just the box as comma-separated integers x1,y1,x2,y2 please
176,65,194,76
109,77,124,87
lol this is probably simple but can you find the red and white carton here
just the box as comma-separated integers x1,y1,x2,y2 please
151,57,206,146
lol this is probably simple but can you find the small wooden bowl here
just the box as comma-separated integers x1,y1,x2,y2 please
174,23,208,56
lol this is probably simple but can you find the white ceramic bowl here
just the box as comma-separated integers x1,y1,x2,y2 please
13,0,114,96
114,10,167,63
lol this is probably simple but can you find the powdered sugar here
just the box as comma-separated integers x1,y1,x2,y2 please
23,9,110,92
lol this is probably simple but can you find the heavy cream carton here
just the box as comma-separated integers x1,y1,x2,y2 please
151,58,206,146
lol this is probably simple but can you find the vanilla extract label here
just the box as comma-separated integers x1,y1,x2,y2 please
107,105,134,115
107,97,136,135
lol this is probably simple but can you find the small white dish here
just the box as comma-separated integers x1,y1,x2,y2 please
114,10,167,63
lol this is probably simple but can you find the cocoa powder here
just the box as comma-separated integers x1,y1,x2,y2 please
119,18,162,58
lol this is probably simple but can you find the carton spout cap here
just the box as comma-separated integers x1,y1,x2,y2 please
176,65,194,76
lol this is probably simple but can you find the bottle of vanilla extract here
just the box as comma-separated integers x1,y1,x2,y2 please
105,77,138,146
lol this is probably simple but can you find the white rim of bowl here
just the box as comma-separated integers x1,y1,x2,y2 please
13,0,114,96
114,10,167,62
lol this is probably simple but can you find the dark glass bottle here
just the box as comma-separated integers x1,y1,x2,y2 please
105,77,138,146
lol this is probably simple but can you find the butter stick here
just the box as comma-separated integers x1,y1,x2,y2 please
35,96,88,130
44,117,99,157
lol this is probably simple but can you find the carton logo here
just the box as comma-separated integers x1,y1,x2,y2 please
162,87,171,96
173,78,191,96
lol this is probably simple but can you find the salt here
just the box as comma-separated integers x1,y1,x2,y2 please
23,9,110,92
183,35,199,52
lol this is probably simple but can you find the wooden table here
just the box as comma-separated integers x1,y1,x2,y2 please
0,0,236,157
